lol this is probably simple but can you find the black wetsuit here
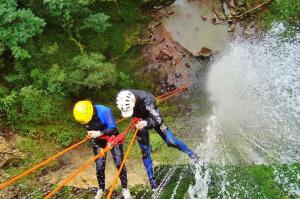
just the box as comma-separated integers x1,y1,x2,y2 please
127,89,196,187
84,105,127,190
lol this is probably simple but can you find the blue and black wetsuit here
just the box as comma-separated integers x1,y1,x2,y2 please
127,90,196,188
84,105,128,190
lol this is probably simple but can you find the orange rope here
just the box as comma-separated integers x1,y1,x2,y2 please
41,84,188,197
42,37,190,197
43,122,135,199
0,118,128,190
156,86,188,103
156,86,187,100
1,61,188,192
107,128,139,199
116,117,126,123
104,87,189,197
43,147,112,199
0,138,89,190
0,88,188,191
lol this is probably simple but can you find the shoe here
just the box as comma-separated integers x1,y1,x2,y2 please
122,188,132,199
150,178,158,190
95,189,104,199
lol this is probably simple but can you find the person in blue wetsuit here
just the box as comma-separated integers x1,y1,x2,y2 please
73,100,131,199
116,90,198,189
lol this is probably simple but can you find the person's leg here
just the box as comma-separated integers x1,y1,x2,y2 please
154,124,197,159
92,143,107,191
111,144,128,189
137,128,158,189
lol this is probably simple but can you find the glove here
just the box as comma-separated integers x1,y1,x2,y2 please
136,120,147,129
87,130,102,138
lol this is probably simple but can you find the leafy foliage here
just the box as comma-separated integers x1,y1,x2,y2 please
0,85,9,97
66,53,117,94
80,13,111,33
18,86,65,123
0,0,45,59
0,0,156,147
0,86,65,124
30,64,66,95
0,91,19,122
43,0,82,27
266,0,300,24
245,0,300,33
43,0,111,53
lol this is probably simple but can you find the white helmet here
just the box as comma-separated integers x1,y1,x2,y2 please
116,90,136,118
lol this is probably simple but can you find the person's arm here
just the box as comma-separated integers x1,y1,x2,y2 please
143,101,163,128
102,108,117,135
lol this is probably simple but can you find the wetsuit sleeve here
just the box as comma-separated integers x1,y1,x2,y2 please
144,101,163,128
102,108,117,135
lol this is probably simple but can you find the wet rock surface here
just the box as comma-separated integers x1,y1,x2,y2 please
195,47,213,58
142,0,229,93
143,22,190,92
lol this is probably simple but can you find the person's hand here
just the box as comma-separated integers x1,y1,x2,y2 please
87,130,102,138
136,120,147,129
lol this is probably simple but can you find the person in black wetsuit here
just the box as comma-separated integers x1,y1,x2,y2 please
116,90,198,189
73,100,131,199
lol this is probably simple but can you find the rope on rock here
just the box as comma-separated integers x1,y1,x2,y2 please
0,138,89,190
107,128,139,199
43,122,135,199
0,118,126,190
1,45,190,195
44,147,111,199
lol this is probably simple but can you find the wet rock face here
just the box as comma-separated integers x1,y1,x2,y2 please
143,22,189,92
195,47,213,58
156,49,173,61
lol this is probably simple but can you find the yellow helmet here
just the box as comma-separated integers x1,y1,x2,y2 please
73,100,94,124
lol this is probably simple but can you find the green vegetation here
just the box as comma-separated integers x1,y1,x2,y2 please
263,0,300,26
0,1,160,195
129,163,300,198
1,0,299,198
0,0,158,147
245,0,300,34
4,137,59,175
0,0,45,59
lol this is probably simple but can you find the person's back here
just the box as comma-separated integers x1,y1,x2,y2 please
126,89,156,119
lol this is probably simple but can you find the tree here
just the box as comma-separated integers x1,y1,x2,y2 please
43,0,110,53
80,13,111,34
0,0,45,59
66,53,117,94
43,0,81,29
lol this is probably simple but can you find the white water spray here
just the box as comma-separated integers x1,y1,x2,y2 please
187,25,300,198
206,25,300,164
